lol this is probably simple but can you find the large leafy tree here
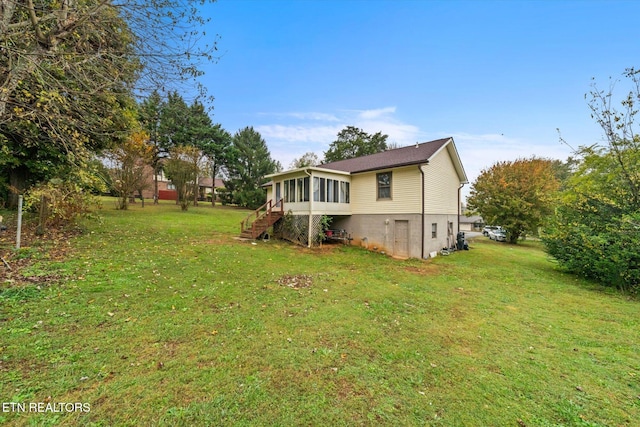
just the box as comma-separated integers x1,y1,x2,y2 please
0,1,217,208
467,157,560,243
224,127,280,209
1,1,139,208
323,126,388,163
544,148,640,292
107,131,153,210
290,152,320,169
543,68,640,292
139,92,230,206
164,145,203,211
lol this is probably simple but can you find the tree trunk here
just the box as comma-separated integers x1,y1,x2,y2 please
210,168,216,207
154,172,159,204
7,166,28,210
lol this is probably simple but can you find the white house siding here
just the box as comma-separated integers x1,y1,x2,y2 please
419,148,463,256
350,166,422,215
331,156,462,259
422,146,461,215
265,186,273,204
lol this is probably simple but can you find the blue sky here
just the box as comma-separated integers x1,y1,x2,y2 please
199,0,639,192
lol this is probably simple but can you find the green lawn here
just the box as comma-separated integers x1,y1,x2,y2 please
1,199,639,426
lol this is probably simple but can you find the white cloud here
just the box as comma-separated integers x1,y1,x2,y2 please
256,124,342,143
259,112,341,122
355,119,422,147
446,132,573,201
355,106,397,120
256,106,425,168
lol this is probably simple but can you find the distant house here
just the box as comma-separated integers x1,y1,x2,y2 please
243,137,468,259
140,169,224,202
197,177,226,201
459,215,484,232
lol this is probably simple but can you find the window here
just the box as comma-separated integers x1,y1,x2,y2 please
303,177,309,202
284,179,296,202
340,181,349,203
283,177,309,202
297,178,303,202
377,172,392,199
327,179,334,203
313,177,348,204
313,177,320,202
432,223,437,239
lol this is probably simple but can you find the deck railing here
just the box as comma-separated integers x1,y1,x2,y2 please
240,198,284,238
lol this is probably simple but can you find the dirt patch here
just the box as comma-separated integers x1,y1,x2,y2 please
403,263,442,276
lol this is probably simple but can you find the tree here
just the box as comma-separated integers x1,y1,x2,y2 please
107,131,153,210
164,145,203,211
139,91,165,204
467,157,560,243
198,123,232,206
1,2,139,208
544,148,640,292
323,126,388,163
187,101,231,206
543,69,640,292
0,1,217,209
290,152,320,169
224,127,280,209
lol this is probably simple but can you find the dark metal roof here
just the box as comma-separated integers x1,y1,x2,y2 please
319,138,452,173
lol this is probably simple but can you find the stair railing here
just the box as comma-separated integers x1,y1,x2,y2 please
240,198,284,237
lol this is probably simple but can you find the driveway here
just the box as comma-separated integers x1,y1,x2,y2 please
464,231,483,240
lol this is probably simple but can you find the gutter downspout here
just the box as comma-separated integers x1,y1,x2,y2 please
304,168,313,248
419,163,428,259
458,183,465,236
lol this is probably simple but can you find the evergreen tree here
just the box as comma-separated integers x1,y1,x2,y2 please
224,127,279,209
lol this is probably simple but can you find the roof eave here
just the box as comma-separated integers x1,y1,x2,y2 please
265,166,351,179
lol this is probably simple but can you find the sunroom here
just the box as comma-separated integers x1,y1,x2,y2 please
264,167,353,246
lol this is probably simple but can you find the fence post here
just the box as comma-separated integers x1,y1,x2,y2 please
16,195,23,250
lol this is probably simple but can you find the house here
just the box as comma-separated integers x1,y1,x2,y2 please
459,215,484,232
243,137,468,259
140,168,224,202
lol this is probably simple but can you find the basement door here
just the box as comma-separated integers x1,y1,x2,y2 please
394,220,409,258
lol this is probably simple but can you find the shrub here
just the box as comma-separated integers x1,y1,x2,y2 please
24,179,98,230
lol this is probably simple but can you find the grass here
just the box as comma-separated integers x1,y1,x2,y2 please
1,198,639,426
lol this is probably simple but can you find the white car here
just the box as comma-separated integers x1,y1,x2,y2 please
482,225,500,236
488,229,507,242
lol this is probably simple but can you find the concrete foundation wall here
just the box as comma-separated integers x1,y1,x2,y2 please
332,213,459,259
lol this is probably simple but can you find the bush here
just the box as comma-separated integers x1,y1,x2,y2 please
23,179,98,230
543,148,640,293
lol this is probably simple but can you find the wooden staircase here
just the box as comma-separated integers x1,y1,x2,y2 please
240,199,284,239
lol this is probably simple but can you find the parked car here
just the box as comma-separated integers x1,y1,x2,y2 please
483,225,504,236
482,226,497,236
489,229,507,242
